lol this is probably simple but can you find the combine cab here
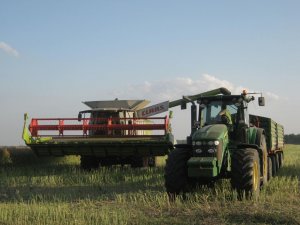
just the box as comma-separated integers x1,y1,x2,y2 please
23,99,174,169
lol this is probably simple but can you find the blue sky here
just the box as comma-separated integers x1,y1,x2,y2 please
1,1,300,145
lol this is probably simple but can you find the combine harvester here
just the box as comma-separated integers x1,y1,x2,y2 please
164,89,284,198
23,88,229,170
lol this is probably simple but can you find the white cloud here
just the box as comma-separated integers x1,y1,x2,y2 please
0,41,20,57
265,91,279,101
110,74,279,103
109,74,281,139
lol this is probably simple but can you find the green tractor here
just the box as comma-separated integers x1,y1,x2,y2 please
165,89,284,198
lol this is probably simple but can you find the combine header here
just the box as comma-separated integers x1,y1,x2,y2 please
23,88,230,169
23,100,171,169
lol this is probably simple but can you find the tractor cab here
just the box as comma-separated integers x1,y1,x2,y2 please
196,92,264,143
77,99,151,136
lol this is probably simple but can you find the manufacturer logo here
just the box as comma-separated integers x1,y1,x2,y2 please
137,101,169,117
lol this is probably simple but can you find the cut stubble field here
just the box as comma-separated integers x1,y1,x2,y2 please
0,145,299,225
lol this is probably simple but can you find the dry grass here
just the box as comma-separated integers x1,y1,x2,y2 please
0,145,299,225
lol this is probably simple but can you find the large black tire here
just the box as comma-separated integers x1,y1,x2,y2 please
80,156,100,171
267,156,272,181
164,148,191,200
278,151,284,168
231,148,261,199
275,153,280,172
270,154,277,176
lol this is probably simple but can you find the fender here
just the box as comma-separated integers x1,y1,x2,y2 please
255,128,267,180
238,127,266,177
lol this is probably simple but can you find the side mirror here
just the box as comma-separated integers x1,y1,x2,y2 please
78,113,82,121
258,97,265,106
181,101,187,110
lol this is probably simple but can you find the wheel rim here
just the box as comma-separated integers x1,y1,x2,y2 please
253,161,259,190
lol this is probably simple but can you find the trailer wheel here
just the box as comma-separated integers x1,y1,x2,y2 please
267,156,272,181
278,151,284,168
275,153,280,171
164,148,191,200
80,156,100,171
231,148,260,199
270,154,277,176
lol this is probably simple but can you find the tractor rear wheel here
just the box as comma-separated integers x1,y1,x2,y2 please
257,134,268,185
80,156,100,171
164,148,191,200
231,148,261,199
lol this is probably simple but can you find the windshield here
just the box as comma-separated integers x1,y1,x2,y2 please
201,100,238,126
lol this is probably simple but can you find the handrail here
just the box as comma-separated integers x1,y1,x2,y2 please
28,116,169,137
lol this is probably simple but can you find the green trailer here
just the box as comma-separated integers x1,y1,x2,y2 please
249,114,284,177
23,88,230,170
250,115,284,152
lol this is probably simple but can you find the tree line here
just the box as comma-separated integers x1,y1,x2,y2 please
285,134,300,144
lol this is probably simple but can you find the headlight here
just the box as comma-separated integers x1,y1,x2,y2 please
208,148,217,154
195,149,203,154
193,140,219,146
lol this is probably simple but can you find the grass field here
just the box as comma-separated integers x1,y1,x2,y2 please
0,145,299,225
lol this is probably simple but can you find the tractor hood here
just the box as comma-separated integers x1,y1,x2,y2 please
193,124,228,140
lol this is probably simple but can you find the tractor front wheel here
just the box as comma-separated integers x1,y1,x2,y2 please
164,148,191,200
